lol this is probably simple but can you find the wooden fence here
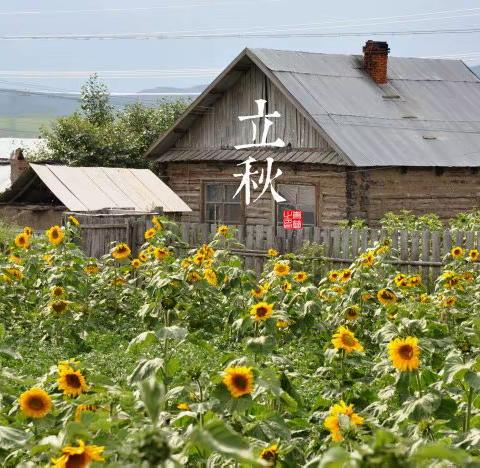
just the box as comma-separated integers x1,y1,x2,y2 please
178,222,480,282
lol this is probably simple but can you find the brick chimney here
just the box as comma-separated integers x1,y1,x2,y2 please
10,148,29,183
363,40,390,84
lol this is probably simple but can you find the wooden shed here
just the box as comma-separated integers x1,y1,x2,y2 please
146,42,480,228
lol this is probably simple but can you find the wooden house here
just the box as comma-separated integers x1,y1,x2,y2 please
146,41,480,228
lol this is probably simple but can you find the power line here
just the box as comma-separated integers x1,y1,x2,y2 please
2,28,480,41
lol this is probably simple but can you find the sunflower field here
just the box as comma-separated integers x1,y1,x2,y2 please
1,216,480,467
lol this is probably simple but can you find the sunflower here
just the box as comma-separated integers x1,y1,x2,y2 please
198,244,214,259
344,305,360,321
408,275,422,287
394,273,407,287
441,295,456,308
388,336,420,372
68,215,80,226
51,300,68,313
139,251,149,262
57,366,89,397
260,444,279,465
51,286,65,297
375,245,390,255
9,254,22,264
293,271,308,283
154,247,170,261
462,271,475,282
43,254,53,265
330,285,345,295
223,366,254,398
187,271,201,283
193,253,205,265
282,281,292,292
339,269,352,283
152,216,162,231
451,246,464,259
328,270,340,282
419,293,430,304
144,228,157,240
47,226,65,246
204,268,218,286
324,401,364,442
377,288,397,306
74,405,97,422
6,267,23,281
19,387,52,419
15,232,30,249
131,258,141,269
217,225,229,236
359,251,375,268
177,402,190,411
251,285,266,298
267,248,279,257
250,302,274,321
113,277,126,286
111,243,131,260
276,319,290,329
23,226,33,236
331,326,364,353
84,264,100,274
51,440,104,468
273,262,290,277
469,249,479,262
361,293,373,302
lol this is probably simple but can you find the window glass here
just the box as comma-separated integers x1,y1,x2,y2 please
204,183,242,224
276,184,316,226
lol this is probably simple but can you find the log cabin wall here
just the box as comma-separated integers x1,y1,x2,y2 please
174,65,329,150
162,162,348,227
348,167,480,225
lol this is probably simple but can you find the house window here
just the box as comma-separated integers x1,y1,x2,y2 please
276,184,316,226
204,182,242,224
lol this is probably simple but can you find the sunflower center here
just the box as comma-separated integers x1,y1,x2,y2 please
398,344,414,360
341,334,356,347
118,247,126,254
261,449,277,461
65,374,82,388
52,230,59,239
256,307,268,317
65,452,88,468
232,374,248,391
347,310,357,318
28,396,46,410
381,291,392,300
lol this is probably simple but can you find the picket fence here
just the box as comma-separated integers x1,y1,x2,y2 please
178,222,480,283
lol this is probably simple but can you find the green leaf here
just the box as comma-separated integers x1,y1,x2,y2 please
127,331,158,354
0,347,21,360
128,358,164,384
413,443,470,464
140,376,166,424
0,426,31,449
465,371,480,390
157,326,188,341
305,447,351,467
246,336,275,354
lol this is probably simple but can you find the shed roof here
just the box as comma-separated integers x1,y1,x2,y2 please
0,164,191,213
147,47,480,167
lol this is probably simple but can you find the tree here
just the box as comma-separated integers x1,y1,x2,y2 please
32,75,188,168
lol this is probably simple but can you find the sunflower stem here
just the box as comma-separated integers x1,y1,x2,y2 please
466,387,474,432
415,371,422,396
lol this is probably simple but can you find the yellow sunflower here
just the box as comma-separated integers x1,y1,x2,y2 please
441,295,456,308
451,246,464,259
19,387,52,419
139,251,149,262
187,271,201,283
6,267,23,281
251,285,266,298
204,268,218,286
331,285,345,295
293,271,308,283
23,226,33,236
344,305,360,321
282,280,292,292
223,366,254,398
57,366,89,397
273,262,290,277
361,293,373,302
113,277,126,286
324,401,364,442
43,254,53,265
217,225,229,236
111,243,131,260
144,228,157,240
15,232,30,249
469,249,479,262
131,258,141,269
328,270,340,282
84,264,100,274
51,440,104,468
339,269,352,283
9,254,22,264
250,301,274,321
419,293,430,304
260,444,279,465
331,326,364,353
375,245,390,255
394,273,407,287
276,319,290,329
51,286,65,297
462,271,475,282
388,336,420,372
377,288,397,306
74,404,97,422
47,226,65,246
177,402,190,411
68,215,80,226
154,246,170,261
359,251,375,268
51,300,68,313
267,248,279,257
152,216,162,231
408,275,422,287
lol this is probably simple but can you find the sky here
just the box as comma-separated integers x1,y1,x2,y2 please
2,0,480,93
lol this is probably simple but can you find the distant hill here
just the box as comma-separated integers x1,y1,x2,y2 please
472,65,480,78
139,84,207,94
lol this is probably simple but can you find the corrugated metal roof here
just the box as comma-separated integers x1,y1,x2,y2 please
2,164,191,212
156,148,346,165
